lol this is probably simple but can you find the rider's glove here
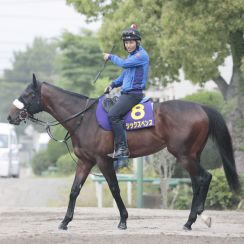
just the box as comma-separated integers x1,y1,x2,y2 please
104,85,112,94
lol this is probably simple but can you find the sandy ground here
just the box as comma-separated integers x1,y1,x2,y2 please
0,173,243,243
0,207,243,244
0,177,69,207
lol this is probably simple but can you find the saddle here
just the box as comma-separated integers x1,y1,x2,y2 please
102,96,119,113
96,95,155,131
102,96,151,112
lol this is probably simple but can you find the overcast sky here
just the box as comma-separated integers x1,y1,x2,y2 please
0,0,100,75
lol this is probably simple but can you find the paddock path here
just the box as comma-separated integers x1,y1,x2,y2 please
0,207,243,244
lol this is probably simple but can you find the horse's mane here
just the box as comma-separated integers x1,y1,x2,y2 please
42,81,89,100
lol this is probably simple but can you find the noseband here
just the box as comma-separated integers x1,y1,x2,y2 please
12,99,28,122
12,82,43,122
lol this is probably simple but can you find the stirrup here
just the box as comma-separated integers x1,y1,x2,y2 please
113,158,129,171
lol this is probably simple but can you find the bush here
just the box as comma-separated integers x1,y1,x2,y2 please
32,150,52,175
172,169,243,210
56,153,76,175
205,168,240,210
171,184,192,209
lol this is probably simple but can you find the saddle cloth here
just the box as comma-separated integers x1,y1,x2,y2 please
96,95,155,131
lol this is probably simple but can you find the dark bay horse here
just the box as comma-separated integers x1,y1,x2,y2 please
7,75,240,230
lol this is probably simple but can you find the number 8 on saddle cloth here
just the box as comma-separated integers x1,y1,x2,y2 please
96,95,155,131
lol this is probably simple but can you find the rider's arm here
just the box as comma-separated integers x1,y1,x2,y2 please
110,70,125,88
110,51,148,68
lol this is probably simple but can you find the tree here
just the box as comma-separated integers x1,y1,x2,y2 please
66,0,244,94
66,0,244,171
182,90,225,112
3,37,58,84
56,29,119,95
159,1,244,170
151,149,176,209
0,37,60,126
66,0,164,80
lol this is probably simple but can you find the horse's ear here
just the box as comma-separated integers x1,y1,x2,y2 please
32,73,37,89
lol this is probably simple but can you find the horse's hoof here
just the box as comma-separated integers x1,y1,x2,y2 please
199,214,212,228
118,221,127,230
183,224,192,231
58,223,68,230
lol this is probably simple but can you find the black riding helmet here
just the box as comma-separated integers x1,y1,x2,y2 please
122,24,141,41
122,24,141,50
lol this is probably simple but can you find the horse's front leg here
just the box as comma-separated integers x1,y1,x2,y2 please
59,160,93,230
97,156,128,230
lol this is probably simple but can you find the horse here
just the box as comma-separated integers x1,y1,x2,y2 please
7,74,240,231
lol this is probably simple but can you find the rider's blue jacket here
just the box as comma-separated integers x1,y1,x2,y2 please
109,46,149,94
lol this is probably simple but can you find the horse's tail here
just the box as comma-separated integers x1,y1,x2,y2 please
201,105,240,193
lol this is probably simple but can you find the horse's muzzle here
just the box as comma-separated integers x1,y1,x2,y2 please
7,115,21,125
7,109,28,125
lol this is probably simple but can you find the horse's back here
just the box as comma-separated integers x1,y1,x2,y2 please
156,100,208,123
154,100,209,155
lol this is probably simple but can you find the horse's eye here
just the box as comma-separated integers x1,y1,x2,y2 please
27,92,34,98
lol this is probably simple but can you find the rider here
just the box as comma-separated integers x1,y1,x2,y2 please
103,24,149,166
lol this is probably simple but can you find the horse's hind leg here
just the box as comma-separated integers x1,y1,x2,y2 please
195,166,212,215
97,156,128,230
179,156,212,230
59,160,93,230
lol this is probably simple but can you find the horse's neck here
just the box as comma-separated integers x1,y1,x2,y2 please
41,84,87,123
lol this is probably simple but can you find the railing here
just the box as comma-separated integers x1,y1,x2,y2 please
90,174,191,208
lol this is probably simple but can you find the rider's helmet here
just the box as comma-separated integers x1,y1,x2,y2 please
121,24,141,50
122,24,141,41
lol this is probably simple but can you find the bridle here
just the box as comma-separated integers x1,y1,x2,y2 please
19,109,29,121
13,82,105,173
13,81,43,123
12,82,101,165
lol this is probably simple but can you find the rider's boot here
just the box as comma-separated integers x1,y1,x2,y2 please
110,121,129,168
114,141,129,159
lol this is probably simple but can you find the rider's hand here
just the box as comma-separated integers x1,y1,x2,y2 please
103,53,111,61
104,85,112,94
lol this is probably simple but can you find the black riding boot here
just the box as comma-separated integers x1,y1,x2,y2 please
110,121,129,159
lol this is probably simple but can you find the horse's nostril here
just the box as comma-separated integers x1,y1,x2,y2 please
7,115,11,122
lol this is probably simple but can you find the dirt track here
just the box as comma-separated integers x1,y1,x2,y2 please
0,207,243,244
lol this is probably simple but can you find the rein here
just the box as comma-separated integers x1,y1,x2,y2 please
29,98,93,130
92,45,115,85
28,96,101,168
